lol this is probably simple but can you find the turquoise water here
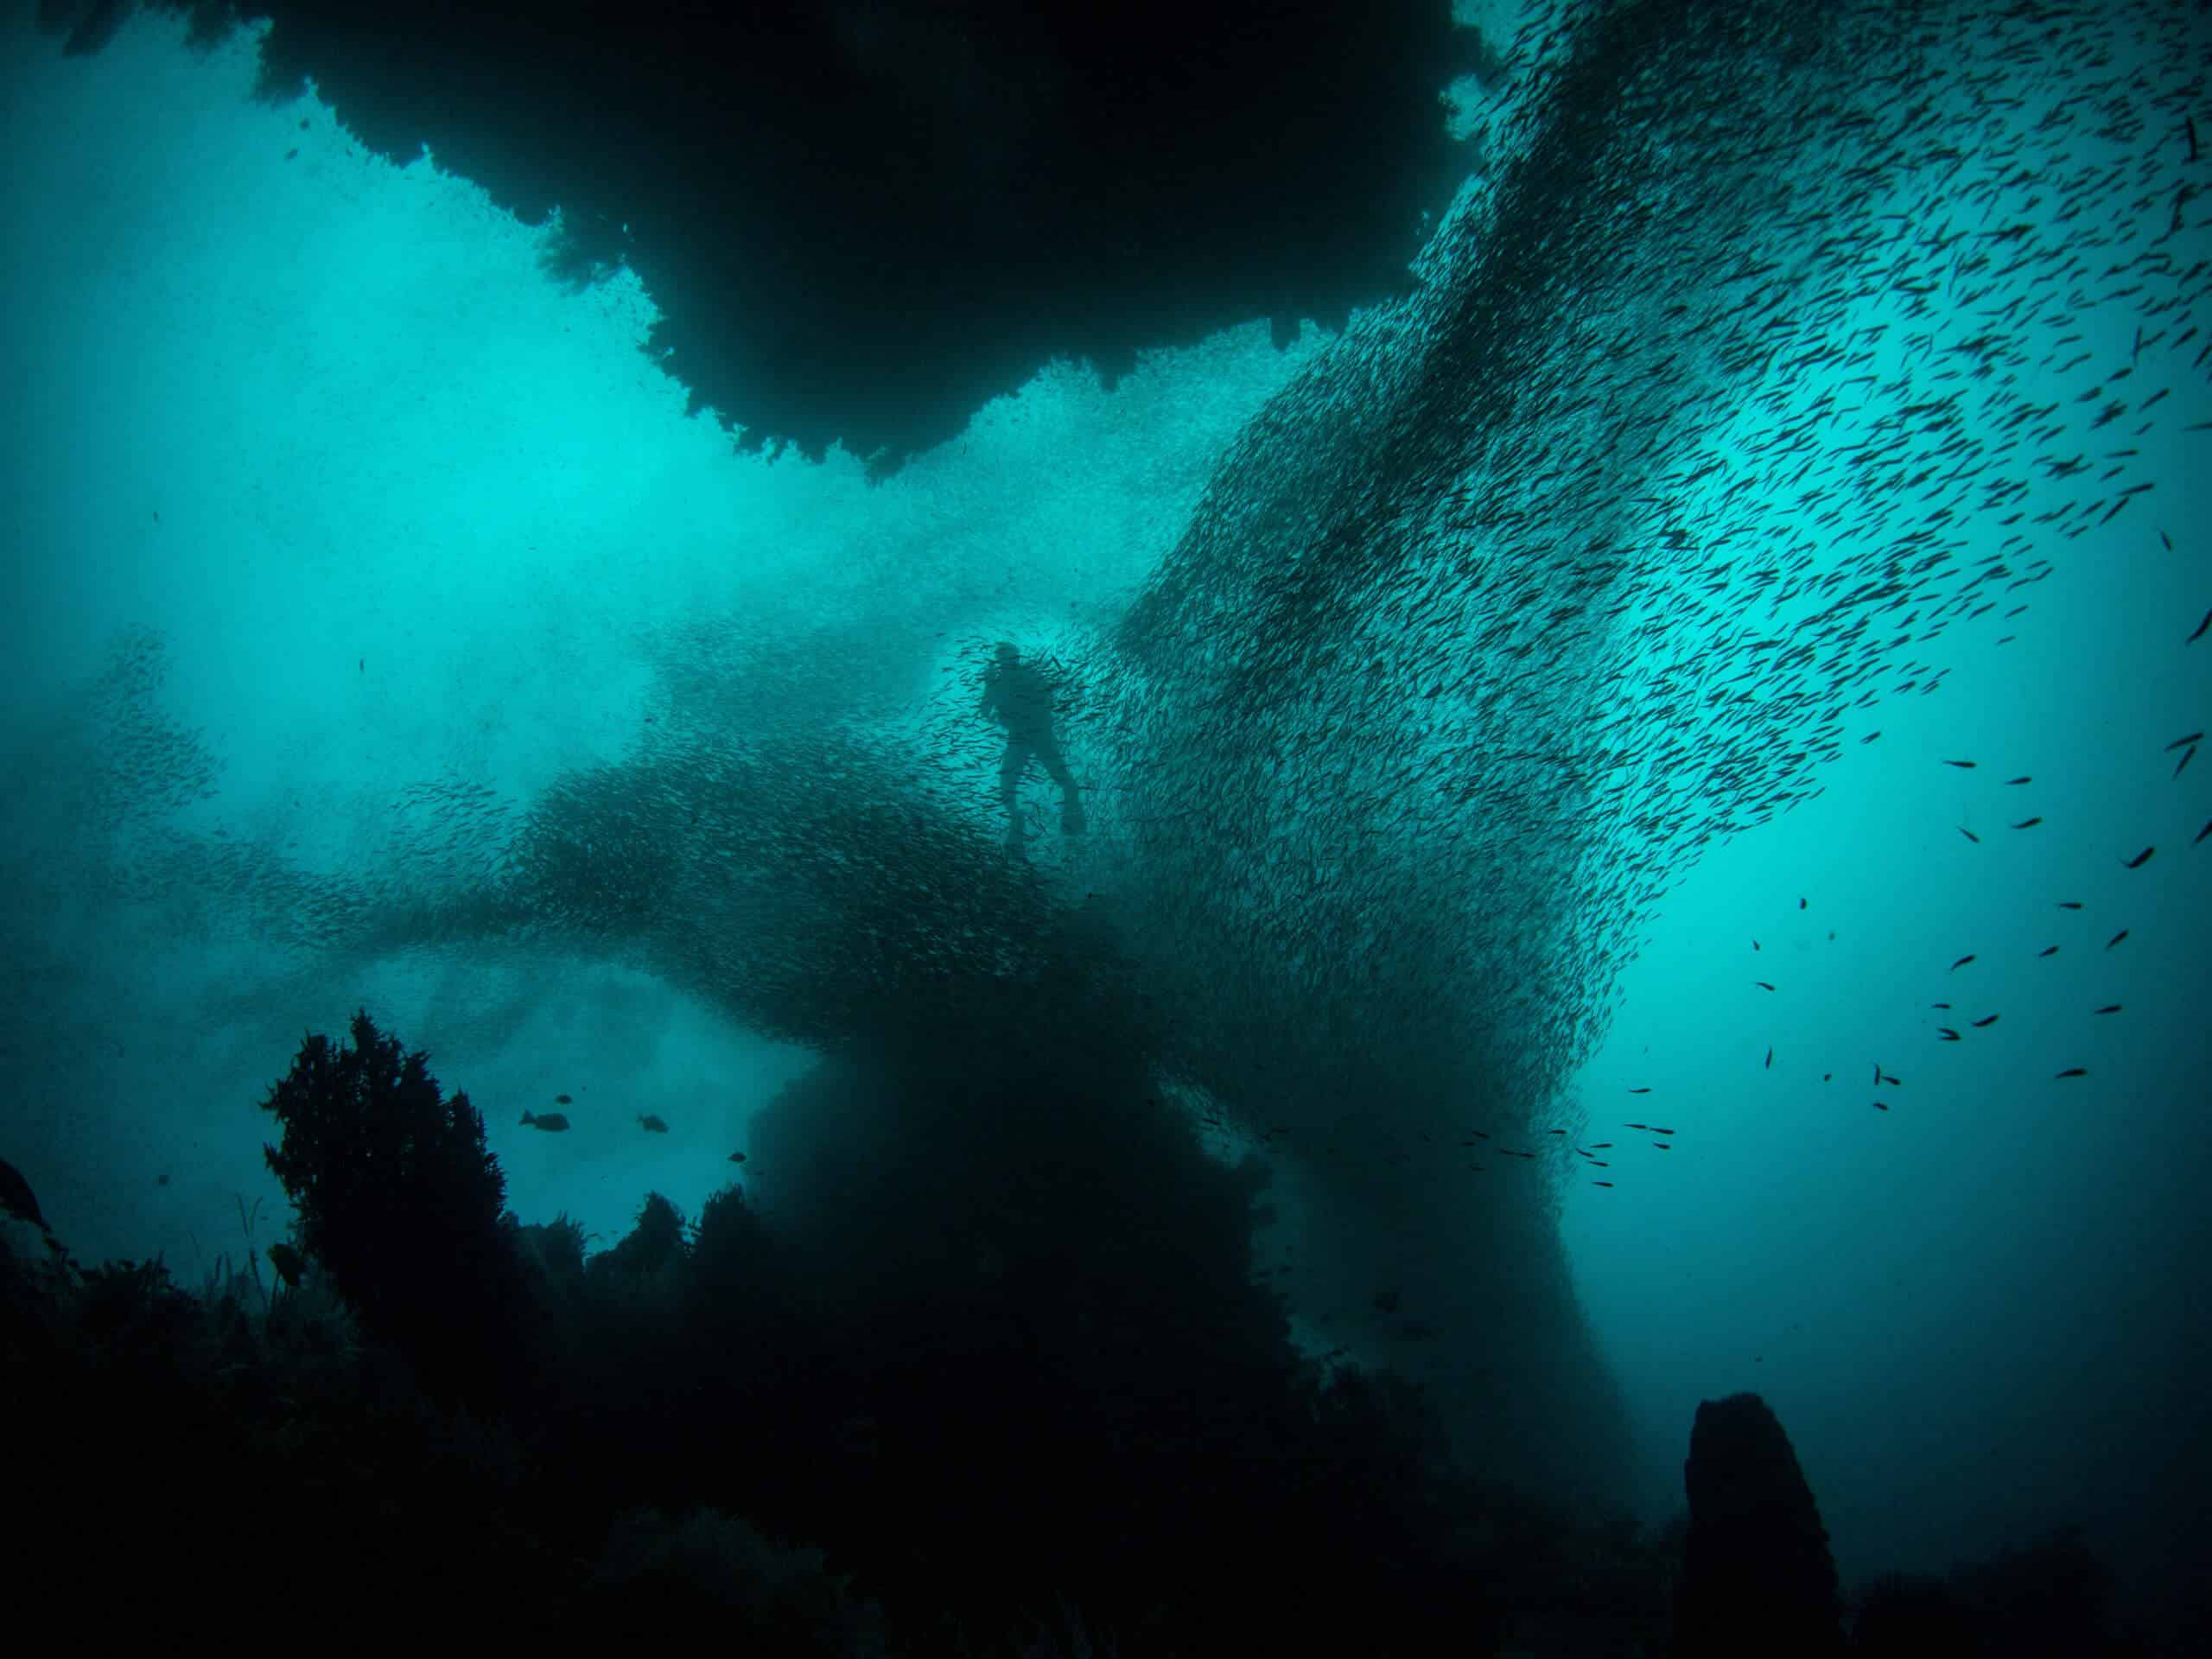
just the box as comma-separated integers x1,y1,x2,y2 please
3,2,2205,1638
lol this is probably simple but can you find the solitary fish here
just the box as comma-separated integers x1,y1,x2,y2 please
1950,954,1976,971
639,1114,670,1134
1764,1046,1773,1069
1958,825,1980,843
1628,1086,1652,1095
1971,1014,1999,1027
2054,1067,2088,1080
2057,900,2082,909
2168,732,2205,751
2005,776,2031,785
2196,818,2212,844
2177,747,2197,779
2093,1004,2122,1014
2190,607,2212,645
1943,760,1977,768
520,1110,569,1132
268,1241,303,1287
728,1151,747,1163
1754,981,1776,991
1872,1101,1889,1111
2012,817,2042,830
2122,846,2155,869
555,1093,573,1104
2105,929,2128,950
2038,945,2059,957
1937,1029,1961,1041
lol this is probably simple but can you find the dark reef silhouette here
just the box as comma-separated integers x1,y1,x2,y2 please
1670,1391,1845,1657
35,0,1490,474
1,1001,2171,1653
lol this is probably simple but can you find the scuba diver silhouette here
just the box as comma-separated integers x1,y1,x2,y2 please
981,642,1085,849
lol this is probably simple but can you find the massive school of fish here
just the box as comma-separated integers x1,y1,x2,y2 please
59,0,2208,1216
1017,0,2209,1184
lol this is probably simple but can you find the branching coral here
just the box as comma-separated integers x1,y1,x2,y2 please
259,1008,533,1408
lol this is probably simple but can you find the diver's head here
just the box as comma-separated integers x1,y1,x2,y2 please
993,641,1020,665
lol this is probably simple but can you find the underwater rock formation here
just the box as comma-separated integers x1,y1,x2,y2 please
1672,1391,1844,1657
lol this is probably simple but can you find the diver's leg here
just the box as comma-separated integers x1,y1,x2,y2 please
1035,738,1084,835
999,742,1032,844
